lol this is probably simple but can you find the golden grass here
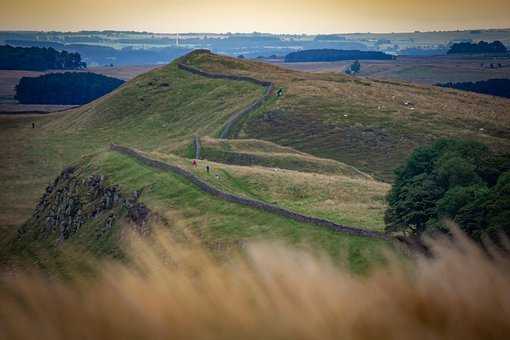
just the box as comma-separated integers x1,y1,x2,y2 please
200,137,373,178
189,51,510,127
202,137,309,155
1,226,509,340
184,51,510,181
150,150,390,230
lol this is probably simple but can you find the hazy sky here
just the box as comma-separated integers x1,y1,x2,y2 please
1,0,509,34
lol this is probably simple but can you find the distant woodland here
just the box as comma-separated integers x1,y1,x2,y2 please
0,45,86,71
5,40,191,67
438,79,510,99
447,41,508,54
15,72,124,105
285,49,394,63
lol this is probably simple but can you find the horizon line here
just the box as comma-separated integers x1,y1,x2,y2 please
1,27,510,36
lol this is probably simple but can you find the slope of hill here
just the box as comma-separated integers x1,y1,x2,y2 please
0,55,264,228
3,150,389,274
187,137,372,178
184,51,510,180
149,149,387,231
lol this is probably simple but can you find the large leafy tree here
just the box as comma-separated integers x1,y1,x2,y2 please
385,139,510,242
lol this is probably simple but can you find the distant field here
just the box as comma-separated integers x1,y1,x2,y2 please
269,56,510,85
0,65,158,113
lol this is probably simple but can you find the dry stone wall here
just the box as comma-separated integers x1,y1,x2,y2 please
111,144,389,240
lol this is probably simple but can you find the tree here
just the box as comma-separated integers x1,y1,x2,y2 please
350,60,361,74
385,139,510,242
447,41,508,55
284,49,394,63
0,45,86,71
437,79,510,99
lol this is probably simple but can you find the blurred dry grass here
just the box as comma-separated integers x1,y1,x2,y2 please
1,226,509,340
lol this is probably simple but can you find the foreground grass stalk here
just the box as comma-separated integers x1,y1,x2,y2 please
1,228,509,340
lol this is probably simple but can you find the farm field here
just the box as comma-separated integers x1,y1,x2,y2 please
269,55,510,85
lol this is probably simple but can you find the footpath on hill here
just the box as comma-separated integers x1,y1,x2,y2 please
165,62,401,242
177,62,274,139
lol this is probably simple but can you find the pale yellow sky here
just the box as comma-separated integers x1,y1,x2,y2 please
1,0,509,34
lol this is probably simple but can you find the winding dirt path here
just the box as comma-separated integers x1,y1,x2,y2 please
177,63,274,139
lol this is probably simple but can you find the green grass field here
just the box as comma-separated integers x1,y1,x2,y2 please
151,151,388,231
0,60,263,229
4,150,390,274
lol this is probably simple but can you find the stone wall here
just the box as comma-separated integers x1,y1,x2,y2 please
193,135,201,160
111,144,389,240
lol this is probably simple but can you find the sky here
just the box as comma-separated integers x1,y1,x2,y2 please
1,0,509,34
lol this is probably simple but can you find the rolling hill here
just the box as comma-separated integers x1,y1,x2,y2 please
183,51,510,180
2,50,510,271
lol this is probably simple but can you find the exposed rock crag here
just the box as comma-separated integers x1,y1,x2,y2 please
18,166,151,243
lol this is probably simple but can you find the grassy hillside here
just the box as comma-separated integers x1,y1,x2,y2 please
192,137,372,178
149,150,388,231
185,51,510,180
4,150,389,274
0,58,263,228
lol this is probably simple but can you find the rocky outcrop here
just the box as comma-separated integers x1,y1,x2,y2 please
18,166,151,243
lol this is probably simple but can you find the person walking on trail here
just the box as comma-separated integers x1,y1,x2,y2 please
206,165,210,174
192,159,197,167
32,122,35,129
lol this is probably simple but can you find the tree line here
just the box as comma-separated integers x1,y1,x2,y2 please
438,79,510,99
0,45,86,71
385,139,510,244
447,41,508,54
15,72,124,105
284,49,394,63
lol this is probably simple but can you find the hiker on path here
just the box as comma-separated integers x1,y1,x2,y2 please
206,165,210,173
192,159,197,167
32,122,35,129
